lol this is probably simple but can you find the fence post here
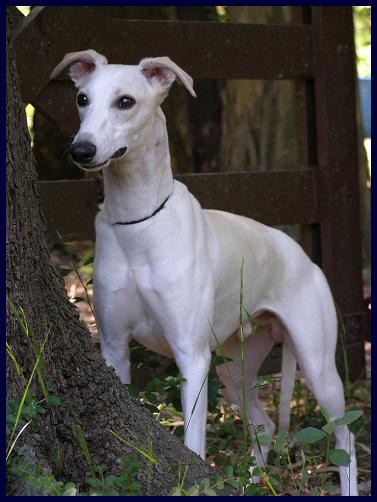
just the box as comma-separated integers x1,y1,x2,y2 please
311,6,366,379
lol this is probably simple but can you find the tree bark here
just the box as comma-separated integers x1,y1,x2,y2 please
6,7,224,495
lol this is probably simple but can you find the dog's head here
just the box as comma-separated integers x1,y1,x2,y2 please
51,50,196,171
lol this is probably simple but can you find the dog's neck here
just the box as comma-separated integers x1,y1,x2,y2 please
102,108,173,225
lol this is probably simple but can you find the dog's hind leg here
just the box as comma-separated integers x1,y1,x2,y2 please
282,282,358,496
216,328,275,467
278,341,297,432
292,336,357,495
292,342,357,496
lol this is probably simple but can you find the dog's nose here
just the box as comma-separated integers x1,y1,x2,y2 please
70,142,97,163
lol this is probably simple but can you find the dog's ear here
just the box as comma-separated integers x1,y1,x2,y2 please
50,49,108,87
139,57,196,99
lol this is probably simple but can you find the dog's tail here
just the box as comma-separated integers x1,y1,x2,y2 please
278,343,296,431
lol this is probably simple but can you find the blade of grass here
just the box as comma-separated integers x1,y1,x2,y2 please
239,258,248,458
6,341,26,384
6,420,32,460
8,301,49,402
73,424,95,473
6,325,51,461
108,429,159,465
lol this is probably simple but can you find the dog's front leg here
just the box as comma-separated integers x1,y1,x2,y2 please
175,349,211,459
101,336,131,385
94,292,132,385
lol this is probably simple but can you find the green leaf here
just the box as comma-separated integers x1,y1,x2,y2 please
335,410,363,425
200,478,210,490
205,488,217,496
328,448,351,467
257,434,274,444
319,406,332,422
294,427,327,443
62,485,77,496
250,377,273,390
146,377,161,392
126,384,139,397
128,482,140,494
187,485,199,495
272,436,288,453
211,353,233,366
86,278,93,286
323,479,337,494
82,256,95,266
322,421,336,436
88,478,101,488
169,487,183,496
225,464,234,478
276,430,289,439
215,478,224,490
104,475,117,485
47,395,62,406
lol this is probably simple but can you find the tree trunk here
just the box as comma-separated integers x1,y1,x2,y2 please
6,7,224,495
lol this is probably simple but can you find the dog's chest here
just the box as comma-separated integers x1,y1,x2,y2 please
94,245,174,357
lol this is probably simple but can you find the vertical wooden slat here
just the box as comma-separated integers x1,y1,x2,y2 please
292,7,321,264
311,6,366,378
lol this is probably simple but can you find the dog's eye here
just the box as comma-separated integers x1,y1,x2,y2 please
77,93,89,107
118,96,136,110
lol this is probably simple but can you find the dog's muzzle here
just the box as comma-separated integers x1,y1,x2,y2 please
70,142,128,169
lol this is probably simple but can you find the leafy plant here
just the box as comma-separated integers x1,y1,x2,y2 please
294,406,362,468
8,458,78,496
8,453,141,496
84,456,141,496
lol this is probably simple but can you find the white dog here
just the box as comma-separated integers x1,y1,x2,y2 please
51,50,357,495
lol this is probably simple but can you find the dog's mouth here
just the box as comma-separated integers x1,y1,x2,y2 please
79,147,128,170
111,147,128,160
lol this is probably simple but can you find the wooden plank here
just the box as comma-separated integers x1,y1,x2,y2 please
39,170,318,241
92,19,313,80
15,6,130,103
181,171,317,224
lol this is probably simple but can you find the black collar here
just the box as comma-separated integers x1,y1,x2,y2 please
112,195,170,226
